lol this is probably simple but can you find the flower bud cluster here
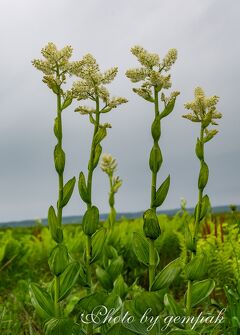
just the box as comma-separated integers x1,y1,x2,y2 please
183,87,221,123
32,43,128,115
183,87,222,141
126,45,178,103
100,153,117,176
32,43,73,75
71,54,127,114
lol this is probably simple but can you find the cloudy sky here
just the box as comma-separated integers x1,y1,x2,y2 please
0,0,239,222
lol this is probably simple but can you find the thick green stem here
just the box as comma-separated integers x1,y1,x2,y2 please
193,125,204,250
87,98,100,206
85,97,100,335
54,88,64,317
148,87,160,290
57,90,64,224
186,125,204,315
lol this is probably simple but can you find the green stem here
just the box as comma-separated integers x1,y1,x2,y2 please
186,125,204,315
85,97,100,335
193,125,204,250
54,87,64,317
87,97,100,206
57,94,64,227
109,206,115,231
149,87,160,290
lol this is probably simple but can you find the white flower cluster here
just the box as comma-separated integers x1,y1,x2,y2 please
183,87,222,124
32,42,73,75
100,153,117,175
126,45,178,103
162,49,178,71
131,46,160,68
32,42,74,95
124,68,148,83
183,87,222,141
72,54,127,114
100,154,122,193
32,43,128,115
75,106,96,115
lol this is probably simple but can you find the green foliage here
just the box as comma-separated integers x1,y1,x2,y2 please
0,211,239,334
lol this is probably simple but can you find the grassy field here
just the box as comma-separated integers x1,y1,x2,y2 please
0,209,239,334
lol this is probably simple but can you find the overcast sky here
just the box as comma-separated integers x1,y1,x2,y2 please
0,0,239,222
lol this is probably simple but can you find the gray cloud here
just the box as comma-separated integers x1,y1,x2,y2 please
0,0,239,221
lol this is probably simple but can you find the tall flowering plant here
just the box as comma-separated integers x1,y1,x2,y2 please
71,55,127,334
30,43,82,334
183,87,222,315
126,46,180,290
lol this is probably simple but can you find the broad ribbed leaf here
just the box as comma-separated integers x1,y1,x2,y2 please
190,279,215,307
48,244,69,276
58,262,80,301
107,257,124,281
151,258,182,291
132,232,149,266
91,228,107,264
198,162,209,190
78,172,90,204
29,283,54,319
96,267,113,290
134,291,163,316
149,144,162,173
77,292,107,314
82,206,99,236
200,195,210,220
48,206,63,243
60,177,76,207
153,175,170,207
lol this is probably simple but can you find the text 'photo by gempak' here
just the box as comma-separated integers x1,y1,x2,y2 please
0,1,239,334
